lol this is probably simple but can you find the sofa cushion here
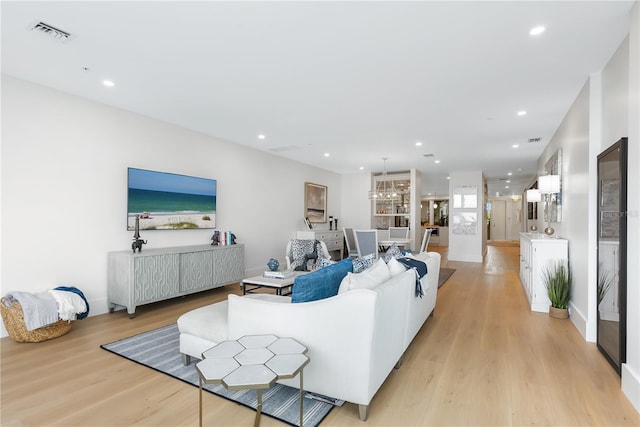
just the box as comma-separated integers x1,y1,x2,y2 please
177,300,228,343
338,258,391,293
387,257,408,277
291,257,353,303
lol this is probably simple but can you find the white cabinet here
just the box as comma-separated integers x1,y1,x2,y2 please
519,233,568,313
297,230,343,260
108,244,244,316
371,173,411,230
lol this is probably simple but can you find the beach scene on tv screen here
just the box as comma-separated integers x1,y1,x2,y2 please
127,168,216,230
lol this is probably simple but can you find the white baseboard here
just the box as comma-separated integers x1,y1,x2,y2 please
569,300,592,342
622,363,640,413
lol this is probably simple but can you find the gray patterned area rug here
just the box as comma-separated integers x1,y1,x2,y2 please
101,323,334,427
438,268,456,288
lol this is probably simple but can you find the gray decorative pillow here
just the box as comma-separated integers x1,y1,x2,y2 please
382,244,403,263
353,253,376,273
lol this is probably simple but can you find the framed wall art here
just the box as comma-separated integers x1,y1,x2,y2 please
452,186,478,209
304,182,327,223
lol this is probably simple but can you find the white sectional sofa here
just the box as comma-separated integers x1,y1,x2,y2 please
177,251,441,421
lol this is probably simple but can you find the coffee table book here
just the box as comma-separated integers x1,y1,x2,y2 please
263,270,294,279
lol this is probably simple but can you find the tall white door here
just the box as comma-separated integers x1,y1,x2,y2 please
491,199,506,240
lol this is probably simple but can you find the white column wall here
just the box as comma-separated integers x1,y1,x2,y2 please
340,173,371,229
622,0,640,413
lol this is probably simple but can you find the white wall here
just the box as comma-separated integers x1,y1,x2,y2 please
622,1,640,413
340,173,371,229
0,76,342,336
533,2,639,410
537,80,591,338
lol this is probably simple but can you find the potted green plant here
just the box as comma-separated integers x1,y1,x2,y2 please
542,261,572,319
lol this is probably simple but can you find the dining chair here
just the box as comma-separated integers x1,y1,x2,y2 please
389,227,410,239
343,227,359,257
419,228,433,253
354,229,379,259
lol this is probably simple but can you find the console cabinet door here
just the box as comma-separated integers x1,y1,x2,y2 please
212,245,244,284
133,254,180,304
180,251,214,292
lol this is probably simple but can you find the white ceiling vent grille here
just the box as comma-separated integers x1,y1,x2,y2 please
528,137,542,143
31,22,71,42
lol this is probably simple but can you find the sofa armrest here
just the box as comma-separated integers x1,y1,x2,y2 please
227,291,377,405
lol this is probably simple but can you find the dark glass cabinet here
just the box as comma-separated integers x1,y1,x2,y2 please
596,137,627,374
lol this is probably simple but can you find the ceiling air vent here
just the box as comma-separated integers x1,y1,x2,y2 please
528,137,542,143
269,146,300,153
423,153,435,158
31,22,71,42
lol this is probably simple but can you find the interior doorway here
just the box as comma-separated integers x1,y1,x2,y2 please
489,199,507,240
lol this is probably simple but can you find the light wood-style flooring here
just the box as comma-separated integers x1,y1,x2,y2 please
2,245,639,426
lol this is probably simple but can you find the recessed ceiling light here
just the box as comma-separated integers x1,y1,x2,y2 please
324,153,330,157
506,180,511,183
507,172,513,176
517,110,527,116
530,26,546,36
512,144,520,148
446,176,450,180
434,160,440,164
416,141,423,147
505,185,510,189
359,166,364,170
257,134,266,140
102,80,115,87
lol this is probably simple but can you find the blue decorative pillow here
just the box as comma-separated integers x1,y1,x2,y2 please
382,244,403,263
291,258,353,303
352,253,376,273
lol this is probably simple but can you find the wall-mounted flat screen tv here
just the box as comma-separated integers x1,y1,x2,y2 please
127,167,216,230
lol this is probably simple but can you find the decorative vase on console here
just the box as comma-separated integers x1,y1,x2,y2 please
329,216,334,230
267,258,280,272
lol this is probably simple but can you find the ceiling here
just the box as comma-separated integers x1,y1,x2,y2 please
1,1,633,197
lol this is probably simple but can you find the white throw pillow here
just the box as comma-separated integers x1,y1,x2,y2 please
340,258,391,292
338,273,352,294
387,257,408,277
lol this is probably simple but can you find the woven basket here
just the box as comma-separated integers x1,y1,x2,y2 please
1,297,72,342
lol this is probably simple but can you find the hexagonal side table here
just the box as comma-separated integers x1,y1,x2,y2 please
196,335,309,427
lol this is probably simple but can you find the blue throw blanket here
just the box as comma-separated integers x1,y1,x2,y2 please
396,257,428,298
